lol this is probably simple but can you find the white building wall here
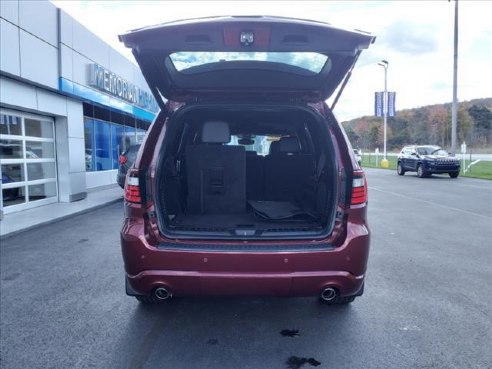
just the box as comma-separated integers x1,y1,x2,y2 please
19,30,58,89
1,0,152,109
1,0,157,209
58,8,148,98
56,7,154,190
0,1,19,24
19,1,58,47
0,18,20,76
0,1,59,89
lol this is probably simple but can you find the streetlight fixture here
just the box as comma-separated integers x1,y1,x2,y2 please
377,60,389,168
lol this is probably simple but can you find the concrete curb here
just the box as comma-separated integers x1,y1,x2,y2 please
0,198,123,240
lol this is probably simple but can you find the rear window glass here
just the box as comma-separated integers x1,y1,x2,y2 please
169,52,329,74
227,135,282,156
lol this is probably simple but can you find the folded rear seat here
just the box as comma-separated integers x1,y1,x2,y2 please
246,154,265,200
264,137,316,204
186,121,246,214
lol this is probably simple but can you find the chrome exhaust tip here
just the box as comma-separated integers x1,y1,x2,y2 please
320,287,338,302
154,287,172,300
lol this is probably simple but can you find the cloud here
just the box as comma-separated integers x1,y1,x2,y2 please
380,20,439,55
51,0,492,121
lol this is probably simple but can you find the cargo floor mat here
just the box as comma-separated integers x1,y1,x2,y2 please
248,200,316,220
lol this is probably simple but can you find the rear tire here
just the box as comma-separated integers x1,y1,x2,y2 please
135,295,160,304
397,162,405,175
320,295,356,305
337,296,356,305
417,164,426,178
449,172,459,178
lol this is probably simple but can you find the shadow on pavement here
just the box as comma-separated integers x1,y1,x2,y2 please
113,296,359,369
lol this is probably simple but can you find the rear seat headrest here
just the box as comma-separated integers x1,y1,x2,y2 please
278,137,301,154
269,141,280,155
201,121,230,144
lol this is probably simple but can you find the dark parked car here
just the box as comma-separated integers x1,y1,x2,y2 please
117,144,141,189
397,145,461,178
118,16,373,305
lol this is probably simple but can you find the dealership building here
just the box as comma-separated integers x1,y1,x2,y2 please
0,1,158,218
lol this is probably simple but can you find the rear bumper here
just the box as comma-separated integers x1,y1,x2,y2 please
121,212,370,298
126,269,365,297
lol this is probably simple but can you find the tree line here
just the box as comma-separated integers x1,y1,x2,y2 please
343,97,492,151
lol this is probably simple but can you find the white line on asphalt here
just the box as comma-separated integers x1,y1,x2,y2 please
368,186,492,219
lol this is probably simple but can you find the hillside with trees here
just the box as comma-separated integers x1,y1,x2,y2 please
342,97,492,151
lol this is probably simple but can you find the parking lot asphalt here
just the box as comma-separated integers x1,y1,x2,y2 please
1,168,491,369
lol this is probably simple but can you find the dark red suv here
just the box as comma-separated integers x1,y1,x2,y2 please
119,16,373,305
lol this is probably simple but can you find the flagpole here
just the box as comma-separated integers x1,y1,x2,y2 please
378,60,389,168
383,64,387,160
451,0,459,155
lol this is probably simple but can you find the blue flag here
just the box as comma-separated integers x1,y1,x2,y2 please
388,92,396,117
375,92,383,117
374,91,396,117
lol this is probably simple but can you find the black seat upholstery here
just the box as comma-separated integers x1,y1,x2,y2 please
269,140,280,155
186,121,246,214
246,154,265,200
264,137,316,204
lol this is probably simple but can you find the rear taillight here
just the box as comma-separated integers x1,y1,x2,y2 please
351,171,368,205
124,173,141,203
118,155,128,165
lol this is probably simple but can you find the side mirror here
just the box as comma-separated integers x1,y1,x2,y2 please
411,152,418,156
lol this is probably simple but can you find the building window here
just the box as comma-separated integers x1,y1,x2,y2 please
111,124,125,170
84,119,95,171
83,103,151,172
94,120,111,171
84,118,139,172
1,110,57,212
0,115,22,135
125,126,135,145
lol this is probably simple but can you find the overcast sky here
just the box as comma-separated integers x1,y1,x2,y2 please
52,0,492,122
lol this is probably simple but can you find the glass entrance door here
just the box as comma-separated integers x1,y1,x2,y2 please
1,110,57,214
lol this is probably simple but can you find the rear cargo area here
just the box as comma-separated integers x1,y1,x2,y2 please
155,104,338,239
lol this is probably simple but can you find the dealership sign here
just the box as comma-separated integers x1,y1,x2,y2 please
88,64,158,112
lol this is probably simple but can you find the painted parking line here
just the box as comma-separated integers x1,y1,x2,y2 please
368,186,491,219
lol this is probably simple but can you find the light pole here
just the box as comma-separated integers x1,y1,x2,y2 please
451,0,459,156
377,60,389,168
